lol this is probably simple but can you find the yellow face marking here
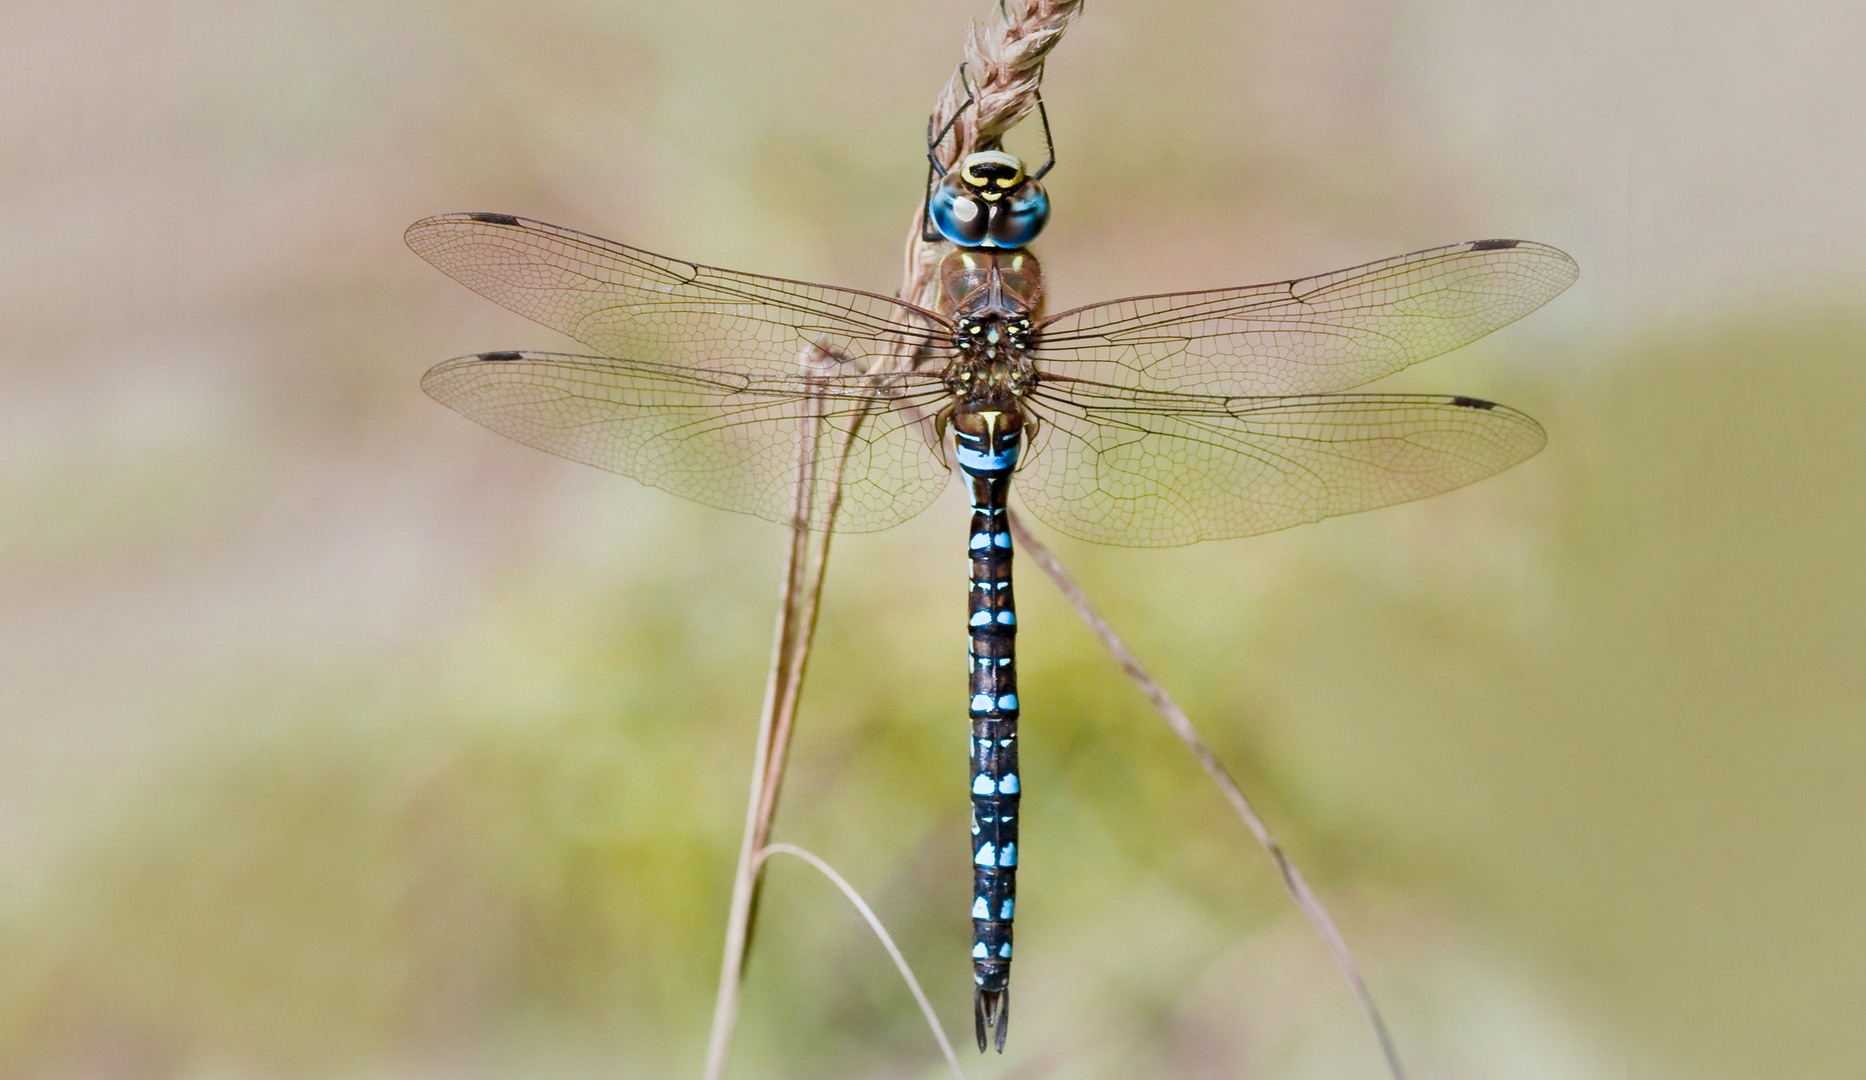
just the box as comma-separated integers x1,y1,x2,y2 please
961,151,1025,192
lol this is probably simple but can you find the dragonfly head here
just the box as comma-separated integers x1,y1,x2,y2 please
929,152,1050,249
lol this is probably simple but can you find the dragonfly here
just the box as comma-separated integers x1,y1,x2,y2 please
406,150,1576,1053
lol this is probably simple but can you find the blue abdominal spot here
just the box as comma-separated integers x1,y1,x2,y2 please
956,444,1018,472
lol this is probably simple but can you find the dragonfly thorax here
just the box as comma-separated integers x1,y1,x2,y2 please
941,247,1042,398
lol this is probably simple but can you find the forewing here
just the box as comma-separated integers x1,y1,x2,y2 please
406,213,948,376
1015,384,1546,546
1035,240,1577,397
423,351,956,533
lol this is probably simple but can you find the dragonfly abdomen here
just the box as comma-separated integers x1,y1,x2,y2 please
955,402,1023,1052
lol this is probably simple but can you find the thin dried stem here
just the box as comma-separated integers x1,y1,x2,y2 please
701,411,838,1080
752,388,868,843
1008,511,1411,1080
759,844,967,1080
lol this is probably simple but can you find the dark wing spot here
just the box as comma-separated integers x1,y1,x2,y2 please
1468,238,1521,251
468,212,521,226
480,351,525,362
1450,395,1497,410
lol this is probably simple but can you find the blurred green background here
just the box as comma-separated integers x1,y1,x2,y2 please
3,0,1862,1077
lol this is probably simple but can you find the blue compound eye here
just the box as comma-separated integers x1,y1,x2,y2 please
929,162,1049,249
987,180,1048,248
929,172,991,246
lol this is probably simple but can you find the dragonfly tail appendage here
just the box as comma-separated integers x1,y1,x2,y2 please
975,985,1010,1053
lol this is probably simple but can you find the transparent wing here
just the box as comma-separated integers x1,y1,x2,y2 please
1034,240,1577,397
1015,382,1546,546
423,350,957,533
405,213,950,375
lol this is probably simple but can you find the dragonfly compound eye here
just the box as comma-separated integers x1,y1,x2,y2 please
930,172,993,247
987,182,1048,250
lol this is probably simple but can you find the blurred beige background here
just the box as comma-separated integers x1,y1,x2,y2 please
3,0,1862,1077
